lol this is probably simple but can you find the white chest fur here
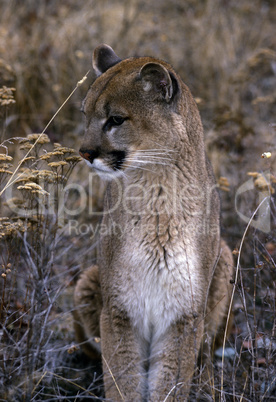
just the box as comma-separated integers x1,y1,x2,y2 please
117,235,203,342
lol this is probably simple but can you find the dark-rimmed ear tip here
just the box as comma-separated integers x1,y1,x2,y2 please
92,44,121,77
140,62,168,76
93,44,112,58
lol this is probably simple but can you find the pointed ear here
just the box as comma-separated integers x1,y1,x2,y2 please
139,62,177,102
92,44,122,76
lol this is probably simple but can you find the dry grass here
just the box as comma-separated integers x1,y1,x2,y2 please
0,0,275,400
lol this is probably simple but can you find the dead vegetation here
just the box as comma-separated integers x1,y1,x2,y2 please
0,0,275,400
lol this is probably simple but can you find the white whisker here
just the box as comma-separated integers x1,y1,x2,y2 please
135,152,176,157
135,150,177,159
136,148,177,153
117,147,179,175
134,152,174,157
132,151,177,162
115,168,129,180
133,156,174,162
146,140,178,153
126,164,157,173
128,159,170,166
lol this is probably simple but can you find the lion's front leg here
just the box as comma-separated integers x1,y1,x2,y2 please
148,316,204,401
100,308,145,401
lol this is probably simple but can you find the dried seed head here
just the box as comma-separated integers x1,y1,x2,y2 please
22,182,43,190
20,156,36,165
67,344,80,354
0,154,13,161
17,181,49,196
261,152,272,159
55,147,75,154
40,151,64,160
5,197,25,206
20,143,33,150
218,176,230,191
27,133,50,144
36,169,57,182
48,161,68,168
0,219,26,238
1,99,16,106
40,154,51,160
17,185,33,191
57,174,67,182
0,86,16,106
194,97,203,105
247,172,259,178
16,176,33,185
65,155,82,163
31,189,50,196
0,168,13,175
0,163,13,169
219,177,229,185
270,174,276,183
254,176,275,193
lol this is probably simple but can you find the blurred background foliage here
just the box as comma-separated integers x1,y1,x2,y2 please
0,0,275,400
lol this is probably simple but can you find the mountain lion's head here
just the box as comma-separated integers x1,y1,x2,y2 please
79,44,203,177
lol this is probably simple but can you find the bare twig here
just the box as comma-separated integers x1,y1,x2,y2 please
220,196,270,400
102,354,125,401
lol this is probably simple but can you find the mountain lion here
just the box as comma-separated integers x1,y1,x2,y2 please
74,44,233,400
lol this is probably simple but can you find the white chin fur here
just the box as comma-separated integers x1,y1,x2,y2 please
85,158,124,180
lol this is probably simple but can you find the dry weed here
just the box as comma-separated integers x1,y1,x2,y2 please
0,0,275,400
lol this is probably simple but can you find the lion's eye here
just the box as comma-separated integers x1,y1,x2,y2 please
103,116,127,132
109,116,125,126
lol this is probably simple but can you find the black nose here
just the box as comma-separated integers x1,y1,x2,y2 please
79,149,99,163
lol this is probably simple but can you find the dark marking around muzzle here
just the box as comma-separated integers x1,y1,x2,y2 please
108,150,126,170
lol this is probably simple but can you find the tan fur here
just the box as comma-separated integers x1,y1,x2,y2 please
74,44,234,400
73,265,102,360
